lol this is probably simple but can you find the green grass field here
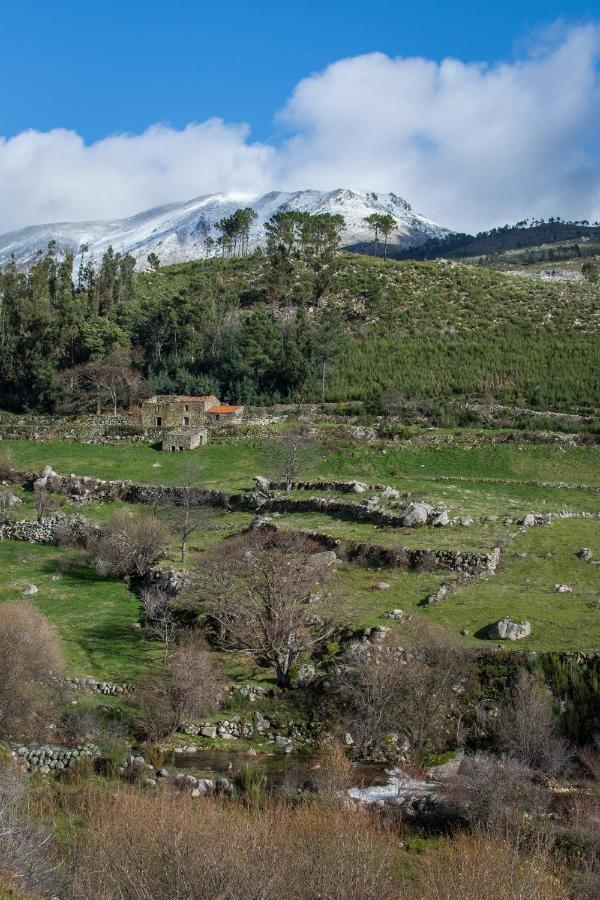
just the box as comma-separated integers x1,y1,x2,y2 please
424,518,600,652
0,542,158,681
1,430,598,678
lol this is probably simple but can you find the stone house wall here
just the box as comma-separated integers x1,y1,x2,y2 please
161,429,208,451
141,395,219,428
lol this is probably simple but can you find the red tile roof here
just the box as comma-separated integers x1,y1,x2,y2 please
208,405,242,414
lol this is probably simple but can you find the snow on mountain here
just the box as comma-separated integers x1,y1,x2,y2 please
0,189,450,270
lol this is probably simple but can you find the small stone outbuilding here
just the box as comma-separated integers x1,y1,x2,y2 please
161,429,208,452
206,404,244,424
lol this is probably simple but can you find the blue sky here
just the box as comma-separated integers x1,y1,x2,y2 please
1,0,596,142
0,4,599,233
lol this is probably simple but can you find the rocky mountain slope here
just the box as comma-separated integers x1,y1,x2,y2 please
0,189,449,269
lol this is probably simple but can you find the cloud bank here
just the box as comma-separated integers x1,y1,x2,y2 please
1,22,599,234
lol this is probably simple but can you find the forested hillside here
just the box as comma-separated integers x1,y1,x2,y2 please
1,237,598,414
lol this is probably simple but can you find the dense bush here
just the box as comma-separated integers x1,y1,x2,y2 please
0,601,64,740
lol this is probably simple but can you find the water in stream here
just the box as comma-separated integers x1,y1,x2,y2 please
168,748,390,790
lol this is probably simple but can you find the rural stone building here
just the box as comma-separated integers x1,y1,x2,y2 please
161,429,208,452
206,404,244,424
141,395,243,428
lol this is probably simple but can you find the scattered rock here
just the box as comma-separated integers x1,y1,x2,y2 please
349,481,368,494
250,515,273,530
577,548,593,562
424,584,449,606
460,629,470,637
555,584,574,593
373,581,390,591
459,517,474,526
22,584,38,595
292,663,316,688
487,617,531,641
0,490,21,508
431,510,450,527
304,550,338,570
253,475,271,492
382,609,406,620
402,502,431,528
200,726,217,739
521,514,536,527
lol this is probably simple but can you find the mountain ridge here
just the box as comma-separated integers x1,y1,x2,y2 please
0,189,450,270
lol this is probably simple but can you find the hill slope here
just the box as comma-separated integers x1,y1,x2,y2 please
0,189,449,270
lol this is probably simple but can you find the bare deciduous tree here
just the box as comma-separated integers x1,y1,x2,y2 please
0,601,64,740
33,481,61,523
58,348,148,415
135,634,224,740
140,586,180,663
443,752,549,832
0,766,57,896
162,464,215,569
191,530,336,687
90,510,170,578
498,673,572,776
266,427,318,492
330,621,464,754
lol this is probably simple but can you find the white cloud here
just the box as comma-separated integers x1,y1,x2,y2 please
277,22,600,230
1,22,599,234
0,121,274,232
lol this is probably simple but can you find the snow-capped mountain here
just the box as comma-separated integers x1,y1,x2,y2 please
0,189,450,270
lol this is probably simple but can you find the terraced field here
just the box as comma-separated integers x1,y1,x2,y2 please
1,427,598,674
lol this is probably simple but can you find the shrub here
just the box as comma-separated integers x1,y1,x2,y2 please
234,762,267,802
498,674,572,776
68,788,399,899
134,633,224,740
0,601,64,740
310,737,354,799
89,510,170,578
444,752,549,832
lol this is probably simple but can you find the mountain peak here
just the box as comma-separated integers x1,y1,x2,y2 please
0,189,450,270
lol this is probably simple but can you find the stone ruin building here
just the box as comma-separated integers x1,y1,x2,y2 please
141,395,244,451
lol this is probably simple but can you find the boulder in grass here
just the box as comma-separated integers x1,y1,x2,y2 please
555,584,573,593
0,491,21,508
22,584,39,595
431,510,450,527
253,475,271,492
349,481,368,494
487,617,531,641
521,513,536,527
577,548,593,562
402,501,432,527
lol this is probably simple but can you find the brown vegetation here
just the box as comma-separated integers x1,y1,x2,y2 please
191,530,336,687
67,787,399,900
90,510,170,578
330,621,464,754
0,601,63,740
134,633,224,740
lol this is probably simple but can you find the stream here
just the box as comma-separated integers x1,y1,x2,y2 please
168,748,389,789
168,748,436,802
